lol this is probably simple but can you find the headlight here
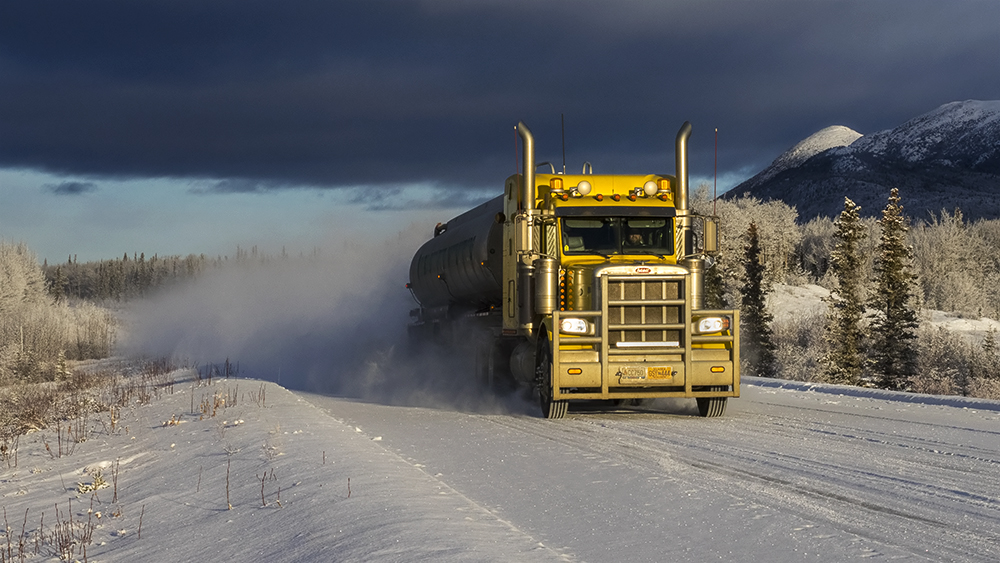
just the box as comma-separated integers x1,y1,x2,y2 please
694,316,730,334
560,318,592,335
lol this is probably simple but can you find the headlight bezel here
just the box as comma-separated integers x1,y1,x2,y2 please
559,317,594,336
693,315,730,334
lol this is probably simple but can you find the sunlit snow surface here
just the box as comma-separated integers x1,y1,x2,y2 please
3,366,998,562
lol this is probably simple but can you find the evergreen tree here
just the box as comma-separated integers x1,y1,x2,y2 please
869,188,919,390
822,198,867,385
740,222,776,376
972,327,1000,382
704,257,728,309
49,265,67,304
984,327,998,359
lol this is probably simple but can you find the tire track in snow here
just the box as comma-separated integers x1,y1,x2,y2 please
482,402,1000,562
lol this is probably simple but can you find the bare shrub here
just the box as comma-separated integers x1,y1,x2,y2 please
908,370,958,395
967,378,1000,400
772,311,826,382
693,189,801,302
911,210,995,318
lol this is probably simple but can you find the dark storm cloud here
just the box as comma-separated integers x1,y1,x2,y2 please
2,1,999,190
45,181,97,195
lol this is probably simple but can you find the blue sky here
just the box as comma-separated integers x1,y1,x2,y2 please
2,1,999,263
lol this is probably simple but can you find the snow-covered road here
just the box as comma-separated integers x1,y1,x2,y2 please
302,378,1000,562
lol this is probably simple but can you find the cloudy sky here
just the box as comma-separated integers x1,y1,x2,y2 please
2,0,999,263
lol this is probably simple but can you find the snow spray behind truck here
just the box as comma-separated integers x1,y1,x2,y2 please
407,122,739,418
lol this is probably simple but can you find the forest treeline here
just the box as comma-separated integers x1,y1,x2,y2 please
697,187,1000,319
43,245,294,302
694,186,1000,399
2,244,300,383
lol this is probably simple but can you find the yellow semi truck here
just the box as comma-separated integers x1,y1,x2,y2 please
407,122,739,418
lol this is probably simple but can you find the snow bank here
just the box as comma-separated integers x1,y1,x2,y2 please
0,371,563,562
745,375,1000,413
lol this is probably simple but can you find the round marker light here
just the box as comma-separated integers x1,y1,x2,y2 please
576,180,592,196
643,180,659,196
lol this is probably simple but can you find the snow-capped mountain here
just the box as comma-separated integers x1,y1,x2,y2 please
729,100,1000,221
750,125,863,186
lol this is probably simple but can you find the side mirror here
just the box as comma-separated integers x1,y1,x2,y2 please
702,217,719,254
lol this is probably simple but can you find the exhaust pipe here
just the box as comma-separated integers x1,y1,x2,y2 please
517,121,535,211
675,121,692,216
516,121,537,330
675,121,704,306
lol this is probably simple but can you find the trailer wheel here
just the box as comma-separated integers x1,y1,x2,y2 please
478,339,515,393
536,337,567,419
696,386,728,418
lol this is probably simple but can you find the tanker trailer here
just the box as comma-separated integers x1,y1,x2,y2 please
407,121,739,418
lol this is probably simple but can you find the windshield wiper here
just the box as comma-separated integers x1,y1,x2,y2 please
629,250,668,260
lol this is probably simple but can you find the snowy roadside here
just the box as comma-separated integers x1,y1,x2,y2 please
5,361,999,562
744,374,1000,412
0,369,563,562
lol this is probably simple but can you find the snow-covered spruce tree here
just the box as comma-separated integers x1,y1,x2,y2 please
869,188,919,390
968,327,1000,399
821,198,867,385
971,328,1000,382
703,257,728,309
740,222,776,376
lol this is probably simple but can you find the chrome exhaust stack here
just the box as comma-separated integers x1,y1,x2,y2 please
516,121,538,330
674,121,692,217
517,121,535,213
675,122,704,306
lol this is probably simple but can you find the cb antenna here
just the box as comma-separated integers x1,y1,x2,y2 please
561,113,566,174
714,127,718,216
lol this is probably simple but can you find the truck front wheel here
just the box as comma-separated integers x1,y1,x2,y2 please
536,337,567,419
696,386,728,417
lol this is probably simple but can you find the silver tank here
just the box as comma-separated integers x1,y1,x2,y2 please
408,195,504,310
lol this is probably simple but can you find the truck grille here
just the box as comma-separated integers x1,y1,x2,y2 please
606,277,685,347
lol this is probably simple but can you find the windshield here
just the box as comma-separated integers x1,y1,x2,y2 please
561,217,674,257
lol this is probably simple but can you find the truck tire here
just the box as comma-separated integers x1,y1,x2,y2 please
536,336,567,419
696,386,728,417
477,340,512,393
